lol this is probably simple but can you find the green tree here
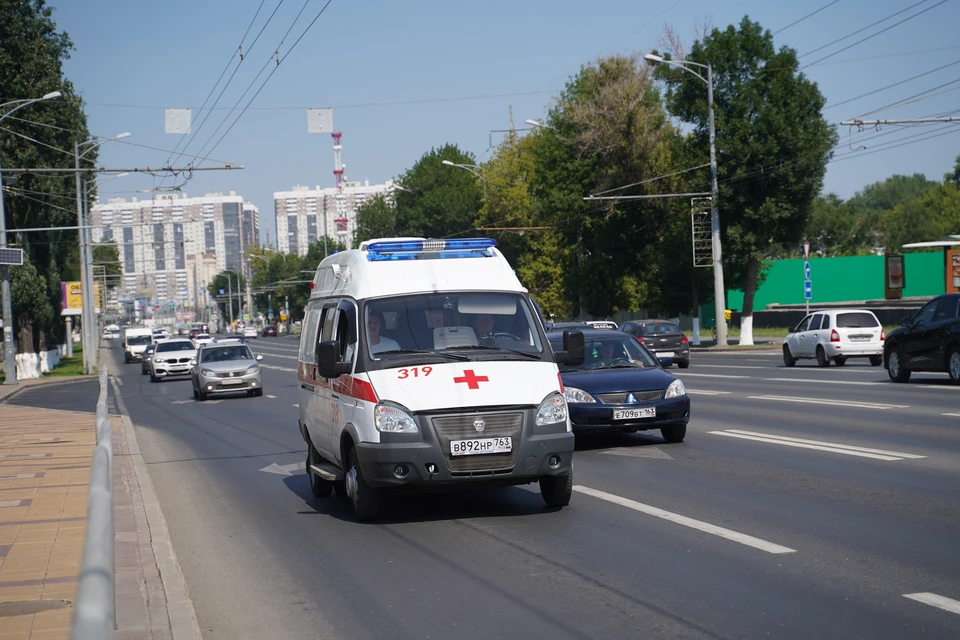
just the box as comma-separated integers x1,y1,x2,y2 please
11,257,53,353
93,241,121,288
394,144,482,238
800,194,881,257
655,17,837,344
884,183,960,251
208,271,246,322
946,154,960,189
353,194,396,245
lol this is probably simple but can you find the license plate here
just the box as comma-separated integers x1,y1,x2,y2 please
450,437,512,456
849,335,871,342
221,378,243,386
657,351,675,358
613,407,656,420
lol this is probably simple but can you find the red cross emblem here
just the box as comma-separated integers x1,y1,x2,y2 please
453,369,489,390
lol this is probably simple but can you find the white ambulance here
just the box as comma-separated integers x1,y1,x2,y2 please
298,238,585,521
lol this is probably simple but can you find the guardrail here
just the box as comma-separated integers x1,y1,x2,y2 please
71,366,115,639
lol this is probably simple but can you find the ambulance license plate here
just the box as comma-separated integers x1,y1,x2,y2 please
613,408,656,420
451,437,512,456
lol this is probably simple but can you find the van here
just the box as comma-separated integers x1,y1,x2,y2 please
298,238,584,521
123,327,153,363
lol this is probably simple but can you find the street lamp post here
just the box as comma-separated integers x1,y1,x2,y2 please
0,91,61,385
441,160,488,199
645,53,728,347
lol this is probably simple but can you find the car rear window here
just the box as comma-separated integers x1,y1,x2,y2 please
836,312,879,328
643,323,682,335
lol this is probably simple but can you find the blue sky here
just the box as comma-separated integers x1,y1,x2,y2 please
49,0,960,245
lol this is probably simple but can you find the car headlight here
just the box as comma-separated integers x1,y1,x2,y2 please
564,387,596,403
200,369,213,376
245,365,259,374
664,379,686,399
374,403,419,433
536,392,567,426
153,358,164,363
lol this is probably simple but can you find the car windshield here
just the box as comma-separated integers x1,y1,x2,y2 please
156,341,195,352
641,323,682,335
127,335,152,346
200,346,253,363
364,292,545,363
551,335,658,371
836,312,879,328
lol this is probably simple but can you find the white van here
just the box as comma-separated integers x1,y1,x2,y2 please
123,327,153,363
298,238,585,521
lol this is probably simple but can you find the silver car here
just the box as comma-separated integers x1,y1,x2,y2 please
149,339,197,382
191,343,264,400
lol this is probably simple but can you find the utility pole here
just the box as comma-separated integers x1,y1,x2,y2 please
74,142,94,375
0,152,17,384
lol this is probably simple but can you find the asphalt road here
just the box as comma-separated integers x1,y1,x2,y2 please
11,338,960,639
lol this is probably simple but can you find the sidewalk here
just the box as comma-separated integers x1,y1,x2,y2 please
0,393,181,638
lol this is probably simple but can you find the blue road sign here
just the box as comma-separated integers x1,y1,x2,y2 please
803,261,811,280
804,280,812,300
219,289,225,295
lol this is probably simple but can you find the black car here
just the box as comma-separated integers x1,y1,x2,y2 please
619,320,690,368
262,325,278,337
548,330,690,442
140,343,157,375
885,293,960,383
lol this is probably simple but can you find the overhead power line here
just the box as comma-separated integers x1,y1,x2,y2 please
774,0,842,35
825,58,960,110
800,0,931,59
590,164,709,196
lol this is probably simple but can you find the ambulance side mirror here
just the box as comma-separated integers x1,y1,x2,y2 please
555,330,585,366
317,340,350,378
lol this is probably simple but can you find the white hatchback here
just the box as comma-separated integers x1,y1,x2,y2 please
783,309,884,367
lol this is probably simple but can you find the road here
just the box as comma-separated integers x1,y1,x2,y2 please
10,338,960,639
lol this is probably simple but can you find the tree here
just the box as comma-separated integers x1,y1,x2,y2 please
353,194,396,245
946,154,960,189
884,183,960,251
656,17,837,344
208,272,246,323
800,194,880,257
11,257,53,354
93,241,121,288
394,144,482,239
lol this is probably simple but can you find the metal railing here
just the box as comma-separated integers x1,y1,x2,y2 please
71,365,115,639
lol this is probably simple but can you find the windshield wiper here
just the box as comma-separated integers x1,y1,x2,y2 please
376,349,469,361
446,345,541,360
593,364,643,370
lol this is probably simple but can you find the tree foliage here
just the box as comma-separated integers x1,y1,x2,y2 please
11,257,52,352
394,144,482,239
353,194,396,245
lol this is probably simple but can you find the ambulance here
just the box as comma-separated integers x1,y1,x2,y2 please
298,238,584,521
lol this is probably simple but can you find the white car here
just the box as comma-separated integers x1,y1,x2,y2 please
783,309,884,367
243,326,258,339
149,339,197,382
193,333,214,347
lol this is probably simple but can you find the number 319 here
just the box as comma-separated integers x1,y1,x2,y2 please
397,366,432,379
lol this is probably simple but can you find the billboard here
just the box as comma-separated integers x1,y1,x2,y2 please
60,281,101,316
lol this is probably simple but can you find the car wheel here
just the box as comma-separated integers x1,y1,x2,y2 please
816,345,830,367
783,344,796,367
661,424,686,443
948,347,960,383
834,356,847,366
345,447,382,522
539,468,573,508
192,387,199,400
197,387,208,401
678,360,690,369
887,347,911,383
150,373,159,383
307,441,333,498
254,388,263,397
869,354,883,367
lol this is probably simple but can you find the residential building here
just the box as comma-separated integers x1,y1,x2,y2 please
273,179,396,255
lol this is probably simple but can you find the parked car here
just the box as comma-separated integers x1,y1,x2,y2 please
191,342,264,400
243,326,258,339
619,320,690,369
885,294,960,383
149,339,197,382
783,309,884,368
140,343,157,375
549,330,689,442
262,325,277,337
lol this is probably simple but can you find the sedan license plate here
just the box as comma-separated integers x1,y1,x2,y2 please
613,407,656,420
849,335,871,342
451,437,512,456
657,351,675,358
221,378,244,386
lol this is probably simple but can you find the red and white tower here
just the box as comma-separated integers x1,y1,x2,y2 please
332,132,348,238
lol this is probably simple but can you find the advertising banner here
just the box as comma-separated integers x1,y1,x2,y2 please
60,281,102,316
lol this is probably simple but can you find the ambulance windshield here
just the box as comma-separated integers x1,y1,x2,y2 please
364,292,545,361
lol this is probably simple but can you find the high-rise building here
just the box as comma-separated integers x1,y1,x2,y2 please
273,179,395,255
90,191,259,315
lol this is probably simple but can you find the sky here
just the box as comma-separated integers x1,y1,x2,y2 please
46,0,960,246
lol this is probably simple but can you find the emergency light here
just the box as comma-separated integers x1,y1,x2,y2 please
364,238,497,261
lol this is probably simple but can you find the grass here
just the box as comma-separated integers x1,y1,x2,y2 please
46,343,85,377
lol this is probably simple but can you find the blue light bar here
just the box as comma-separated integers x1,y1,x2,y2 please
365,238,497,261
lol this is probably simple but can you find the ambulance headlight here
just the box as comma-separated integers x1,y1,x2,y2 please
374,403,419,434
536,392,567,426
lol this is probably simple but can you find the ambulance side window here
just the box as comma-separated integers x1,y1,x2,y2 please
320,301,338,344
299,310,321,362
336,300,358,364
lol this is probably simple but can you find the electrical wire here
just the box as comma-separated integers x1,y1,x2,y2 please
825,59,960,110
590,164,709,196
799,0,931,59
855,84,960,118
774,0,842,35
853,76,960,118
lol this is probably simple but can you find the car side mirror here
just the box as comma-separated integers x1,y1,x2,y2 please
901,315,913,327
256,354,263,361
316,340,350,378
554,330,585,366
658,356,674,368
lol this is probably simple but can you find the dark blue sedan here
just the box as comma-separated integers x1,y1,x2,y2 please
548,330,690,442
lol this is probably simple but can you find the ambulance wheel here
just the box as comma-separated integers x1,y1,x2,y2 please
540,469,572,508
345,447,381,522
307,442,333,498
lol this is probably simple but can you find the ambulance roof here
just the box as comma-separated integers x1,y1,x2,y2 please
310,238,526,301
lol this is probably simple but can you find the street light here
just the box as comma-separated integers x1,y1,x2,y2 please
441,160,487,198
524,119,548,129
0,91,61,385
645,53,728,347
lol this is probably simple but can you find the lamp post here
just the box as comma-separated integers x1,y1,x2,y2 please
645,53,727,347
441,159,488,199
222,269,242,330
0,91,61,385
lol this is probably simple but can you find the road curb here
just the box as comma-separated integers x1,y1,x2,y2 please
0,374,96,403
112,378,204,640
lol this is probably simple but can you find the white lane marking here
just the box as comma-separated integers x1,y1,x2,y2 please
171,399,194,405
903,592,960,616
686,390,733,396
943,412,960,417
599,447,674,460
699,364,877,374
768,377,883,386
266,394,277,399
674,373,749,379
259,461,306,476
575,485,795,554
292,403,299,408
260,364,296,372
710,429,925,460
115,377,124,386
257,352,298,360
747,395,908,410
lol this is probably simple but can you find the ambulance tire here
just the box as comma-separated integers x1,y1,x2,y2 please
307,442,333,498
540,469,573,508
347,447,382,522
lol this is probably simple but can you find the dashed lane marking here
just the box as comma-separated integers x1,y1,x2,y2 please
943,412,960,417
746,395,908,410
259,364,297,372
574,485,796,554
674,373,749,379
903,593,960,616
685,390,732,396
709,429,925,461
266,394,277,399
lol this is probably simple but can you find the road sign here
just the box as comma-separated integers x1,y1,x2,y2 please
280,313,287,321
803,241,810,260
804,280,812,300
243,313,250,322
219,289,225,295
0,248,24,265
803,261,811,280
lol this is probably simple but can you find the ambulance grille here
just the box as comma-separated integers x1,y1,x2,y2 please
431,412,523,472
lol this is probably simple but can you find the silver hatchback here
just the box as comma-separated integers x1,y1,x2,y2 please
191,343,264,400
